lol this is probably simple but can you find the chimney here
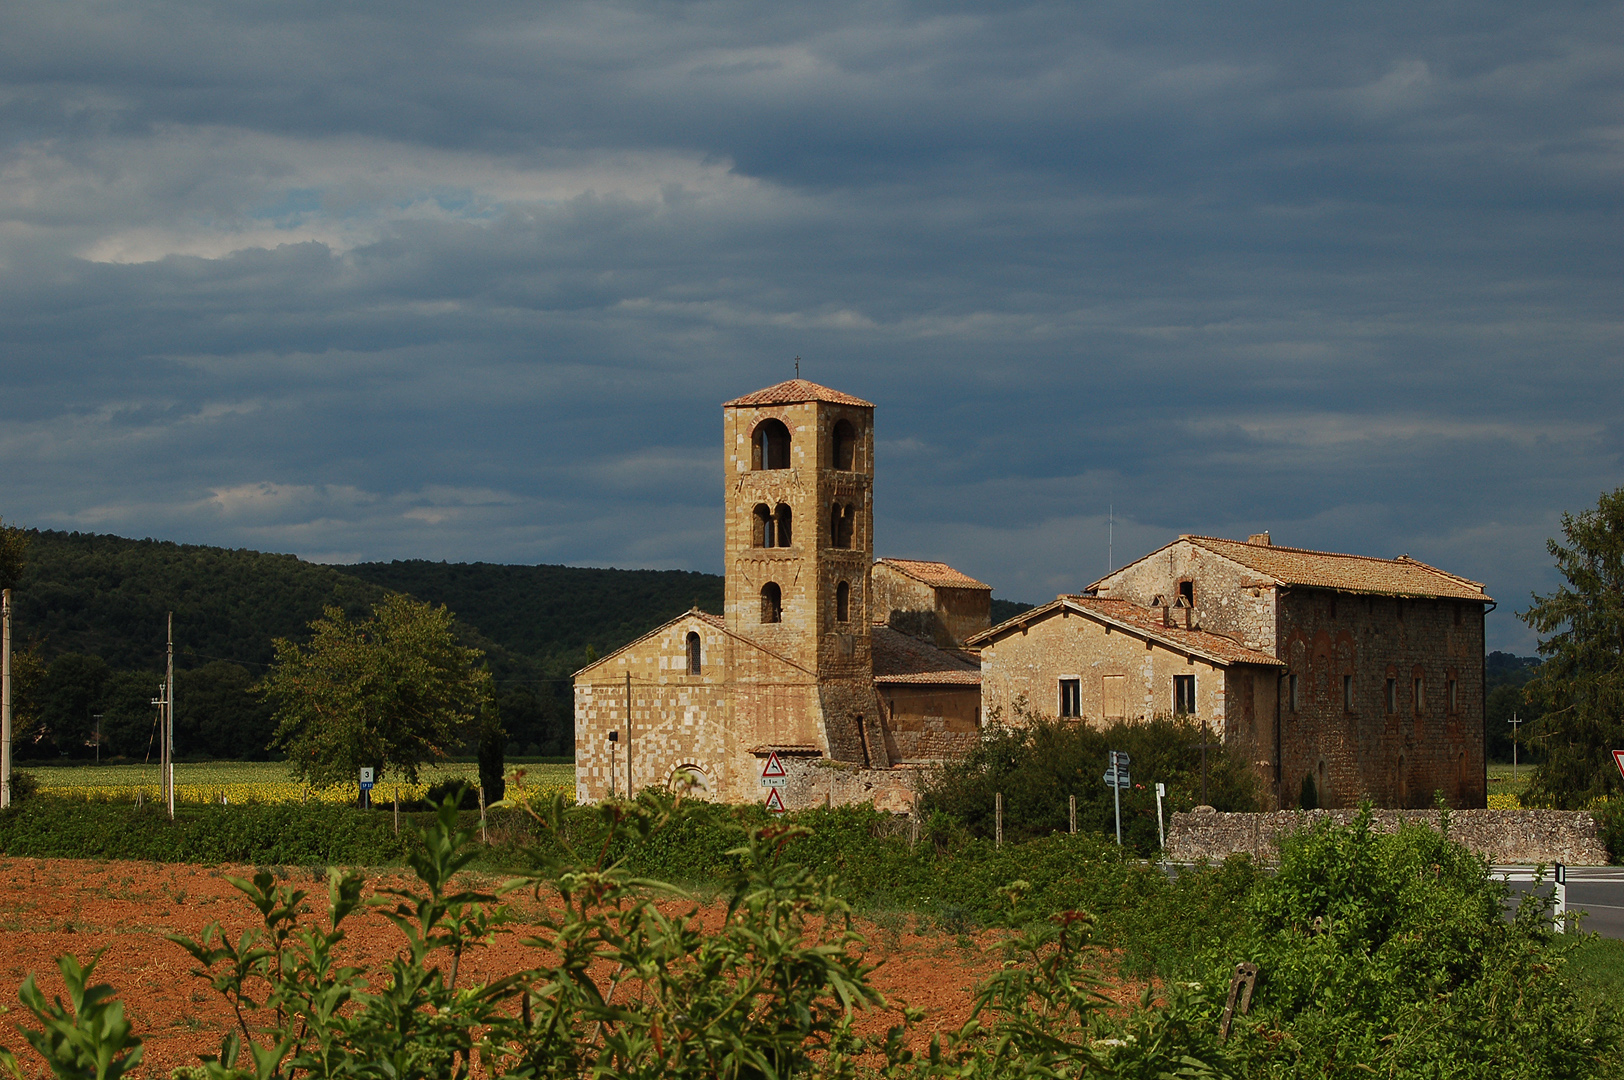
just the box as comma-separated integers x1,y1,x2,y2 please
1248,532,1272,546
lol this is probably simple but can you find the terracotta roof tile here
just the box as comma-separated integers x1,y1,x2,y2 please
875,558,992,590
1174,536,1491,601
871,625,982,684
722,379,873,408
966,596,1284,668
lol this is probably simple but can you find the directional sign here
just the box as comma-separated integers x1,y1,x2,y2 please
359,767,375,791
761,776,787,788
761,751,787,780
1110,751,1131,767
1613,750,1624,784
1103,770,1131,788
764,787,787,813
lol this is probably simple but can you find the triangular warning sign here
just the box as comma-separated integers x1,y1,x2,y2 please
1613,750,1624,783
764,787,787,813
761,750,787,778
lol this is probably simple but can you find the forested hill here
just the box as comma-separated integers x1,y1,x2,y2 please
336,560,725,671
16,530,390,670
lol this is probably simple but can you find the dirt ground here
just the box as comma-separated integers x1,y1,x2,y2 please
0,857,1099,1076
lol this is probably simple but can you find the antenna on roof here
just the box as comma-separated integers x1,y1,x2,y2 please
794,356,800,378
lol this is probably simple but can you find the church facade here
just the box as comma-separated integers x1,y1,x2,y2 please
572,380,985,805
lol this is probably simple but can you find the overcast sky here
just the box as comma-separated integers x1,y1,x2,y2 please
1,1,1619,652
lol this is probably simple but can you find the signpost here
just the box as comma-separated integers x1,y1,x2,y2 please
1104,750,1130,845
1155,782,1167,849
761,751,787,811
359,766,374,809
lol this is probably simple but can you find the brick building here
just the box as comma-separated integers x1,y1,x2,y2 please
975,533,1492,809
573,381,985,805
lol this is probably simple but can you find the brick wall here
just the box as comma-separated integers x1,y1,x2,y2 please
1168,807,1606,865
876,683,981,762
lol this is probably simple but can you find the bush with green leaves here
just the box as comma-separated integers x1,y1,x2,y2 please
920,709,1259,851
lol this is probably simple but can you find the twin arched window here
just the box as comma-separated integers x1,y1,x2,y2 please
830,502,855,549
752,503,792,547
761,582,783,623
753,419,791,470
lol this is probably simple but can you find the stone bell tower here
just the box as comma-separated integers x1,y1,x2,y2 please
721,379,883,763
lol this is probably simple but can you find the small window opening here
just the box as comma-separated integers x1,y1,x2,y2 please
752,419,791,470
1178,580,1195,607
752,504,773,547
1448,678,1458,714
1453,604,1463,626
1342,674,1353,712
1174,674,1196,715
1414,676,1425,714
831,502,855,549
686,632,701,675
773,503,792,547
1060,679,1081,718
1385,678,1397,714
760,582,782,624
1288,673,1299,713
835,580,850,622
832,419,857,471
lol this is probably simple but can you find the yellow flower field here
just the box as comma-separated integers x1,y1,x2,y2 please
27,760,574,806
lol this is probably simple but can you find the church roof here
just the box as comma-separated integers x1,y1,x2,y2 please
1091,535,1491,602
722,379,873,408
875,558,992,591
871,625,982,684
965,596,1284,668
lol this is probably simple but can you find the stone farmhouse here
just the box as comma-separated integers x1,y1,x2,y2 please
971,533,1493,809
572,380,985,805
574,380,1494,812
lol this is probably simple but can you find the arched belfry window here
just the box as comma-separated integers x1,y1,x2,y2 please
686,631,702,674
753,419,791,470
773,504,792,547
753,504,773,547
831,502,855,549
832,419,857,471
836,580,850,622
761,582,783,623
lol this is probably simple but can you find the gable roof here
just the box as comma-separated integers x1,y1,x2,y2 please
722,379,873,408
572,608,814,679
871,625,982,684
875,558,992,591
965,595,1284,668
1091,535,1492,602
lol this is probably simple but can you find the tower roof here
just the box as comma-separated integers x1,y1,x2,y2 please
722,379,873,408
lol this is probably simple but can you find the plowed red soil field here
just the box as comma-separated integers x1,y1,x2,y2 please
0,857,1106,1077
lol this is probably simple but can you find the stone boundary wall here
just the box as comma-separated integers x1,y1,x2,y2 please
757,756,921,814
1168,807,1608,866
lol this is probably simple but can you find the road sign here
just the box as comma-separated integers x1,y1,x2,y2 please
1110,750,1131,767
1613,750,1624,784
764,787,787,813
761,750,787,779
1103,770,1130,788
761,776,787,788
359,767,375,790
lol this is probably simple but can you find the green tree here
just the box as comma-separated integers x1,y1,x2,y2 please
0,518,27,591
1520,487,1624,808
260,594,492,787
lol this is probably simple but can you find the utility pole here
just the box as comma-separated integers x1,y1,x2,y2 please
626,671,633,799
1,589,10,810
1508,713,1523,782
166,612,175,820
94,714,103,765
1189,734,1218,805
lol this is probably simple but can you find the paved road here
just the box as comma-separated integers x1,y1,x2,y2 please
1494,866,1624,938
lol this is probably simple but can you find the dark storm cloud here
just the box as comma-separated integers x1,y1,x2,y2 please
0,0,1620,651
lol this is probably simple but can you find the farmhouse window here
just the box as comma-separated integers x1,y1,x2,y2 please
1059,679,1081,718
686,632,702,675
1174,674,1196,715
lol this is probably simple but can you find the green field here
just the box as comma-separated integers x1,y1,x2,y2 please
24,760,574,804
1487,761,1531,807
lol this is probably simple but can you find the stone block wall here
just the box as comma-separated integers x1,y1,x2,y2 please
756,755,922,814
1168,807,1607,865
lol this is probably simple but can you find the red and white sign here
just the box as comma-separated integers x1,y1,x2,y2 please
1612,750,1624,783
760,751,786,778
764,787,787,813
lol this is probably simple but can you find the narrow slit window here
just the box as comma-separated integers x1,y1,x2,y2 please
1060,679,1081,718
1174,674,1196,715
1343,674,1353,712
1447,678,1458,714
835,580,850,622
760,582,782,624
686,632,701,675
831,502,854,549
1385,678,1397,714
1414,676,1425,714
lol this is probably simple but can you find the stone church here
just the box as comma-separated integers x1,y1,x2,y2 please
572,380,985,805
971,533,1493,809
